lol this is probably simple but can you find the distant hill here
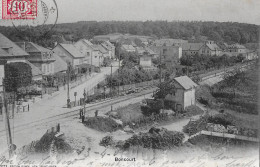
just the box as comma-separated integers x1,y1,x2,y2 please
0,21,259,48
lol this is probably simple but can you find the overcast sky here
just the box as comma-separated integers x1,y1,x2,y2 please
0,0,259,25
54,0,260,25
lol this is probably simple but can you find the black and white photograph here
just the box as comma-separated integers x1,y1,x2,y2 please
0,0,259,166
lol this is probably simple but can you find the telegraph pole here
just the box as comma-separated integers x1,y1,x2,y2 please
110,65,113,95
159,49,162,85
67,63,71,108
118,49,120,95
2,79,13,158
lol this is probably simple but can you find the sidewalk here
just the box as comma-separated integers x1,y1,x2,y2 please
0,63,119,131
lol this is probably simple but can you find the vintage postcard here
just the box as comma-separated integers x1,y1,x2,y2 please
0,0,259,166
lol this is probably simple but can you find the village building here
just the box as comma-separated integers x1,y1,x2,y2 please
165,76,198,112
182,43,204,56
74,39,93,65
150,45,182,62
74,39,103,67
121,44,136,52
198,41,222,56
0,33,43,93
100,41,115,59
139,51,153,67
52,43,85,73
53,53,67,74
227,44,247,53
154,38,188,47
16,42,56,76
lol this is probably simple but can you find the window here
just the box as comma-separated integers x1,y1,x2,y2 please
163,49,167,54
43,64,46,73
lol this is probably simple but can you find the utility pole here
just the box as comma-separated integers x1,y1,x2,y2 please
67,63,71,108
159,49,162,85
2,79,13,158
110,65,113,95
83,89,86,117
118,49,120,95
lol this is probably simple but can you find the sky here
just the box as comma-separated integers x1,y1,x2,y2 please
0,0,260,25
54,0,260,25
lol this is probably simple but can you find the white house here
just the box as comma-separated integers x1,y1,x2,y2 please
165,76,198,112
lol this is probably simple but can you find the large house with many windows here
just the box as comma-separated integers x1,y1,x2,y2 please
16,42,56,76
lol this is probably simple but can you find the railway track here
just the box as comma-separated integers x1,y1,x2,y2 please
0,88,156,138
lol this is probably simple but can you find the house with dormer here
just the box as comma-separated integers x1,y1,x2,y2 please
16,42,56,76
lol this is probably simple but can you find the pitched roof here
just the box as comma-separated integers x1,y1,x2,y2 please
121,44,135,51
97,45,108,54
59,44,84,58
82,39,94,47
25,60,43,77
0,33,29,56
182,43,204,51
16,42,51,53
53,53,67,73
227,44,246,49
0,48,12,57
174,76,198,90
205,43,222,51
145,47,156,55
136,47,146,54
154,39,188,46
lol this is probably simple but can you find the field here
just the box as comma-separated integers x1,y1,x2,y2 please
211,67,258,115
106,103,144,123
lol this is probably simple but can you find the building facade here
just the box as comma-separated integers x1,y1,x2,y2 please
165,76,198,111
16,42,56,76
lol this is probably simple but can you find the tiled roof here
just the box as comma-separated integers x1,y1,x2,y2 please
59,44,84,58
154,39,188,46
205,43,222,51
174,75,198,90
0,48,12,57
227,44,246,49
16,42,50,53
122,44,135,51
145,47,156,55
97,45,108,54
0,33,29,56
53,53,67,73
25,60,43,77
136,47,146,54
182,43,204,51
82,39,93,46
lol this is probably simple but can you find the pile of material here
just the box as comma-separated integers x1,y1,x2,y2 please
34,132,72,154
99,136,114,147
183,117,208,135
84,116,121,132
123,127,185,149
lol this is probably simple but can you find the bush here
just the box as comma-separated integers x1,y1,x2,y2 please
100,136,114,147
35,132,72,154
84,117,121,132
123,128,185,149
141,99,164,116
207,114,233,128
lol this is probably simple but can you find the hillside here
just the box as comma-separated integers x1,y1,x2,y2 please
0,21,259,48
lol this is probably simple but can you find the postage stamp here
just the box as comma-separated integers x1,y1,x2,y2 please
2,0,37,19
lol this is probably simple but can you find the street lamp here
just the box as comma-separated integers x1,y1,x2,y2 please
83,89,86,117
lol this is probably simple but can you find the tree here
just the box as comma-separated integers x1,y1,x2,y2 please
153,80,177,100
4,62,33,92
222,68,249,98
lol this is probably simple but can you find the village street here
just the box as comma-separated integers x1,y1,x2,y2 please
0,61,119,153
0,65,235,155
